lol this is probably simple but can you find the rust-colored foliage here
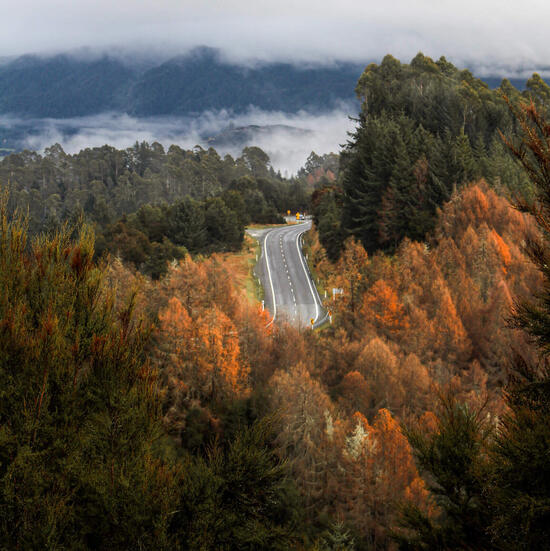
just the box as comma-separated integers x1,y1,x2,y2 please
338,370,371,415
322,181,539,395
294,180,544,542
361,280,409,335
94,177,543,546
157,265,250,411
130,250,284,439
333,236,370,319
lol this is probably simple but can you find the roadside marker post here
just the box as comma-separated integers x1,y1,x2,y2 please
261,300,264,311
310,318,314,330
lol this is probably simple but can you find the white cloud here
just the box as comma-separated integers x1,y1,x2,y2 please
12,106,358,175
1,1,550,73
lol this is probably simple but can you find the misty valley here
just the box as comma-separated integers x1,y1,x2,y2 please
1,40,550,551
0,110,348,175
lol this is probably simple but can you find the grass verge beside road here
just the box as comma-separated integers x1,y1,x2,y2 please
222,234,264,304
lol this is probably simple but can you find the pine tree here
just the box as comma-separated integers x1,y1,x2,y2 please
341,115,384,253
488,100,550,549
316,521,356,550
380,136,413,249
171,417,301,550
394,395,492,550
317,197,344,262
0,198,174,549
169,197,207,252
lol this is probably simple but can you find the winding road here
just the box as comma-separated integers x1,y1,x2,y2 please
248,220,327,328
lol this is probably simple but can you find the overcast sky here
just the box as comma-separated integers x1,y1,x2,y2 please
1,0,549,75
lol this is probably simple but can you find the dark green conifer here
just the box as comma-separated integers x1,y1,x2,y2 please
488,100,550,550
394,395,492,550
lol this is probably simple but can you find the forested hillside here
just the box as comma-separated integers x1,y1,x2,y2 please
314,53,550,260
0,171,543,549
303,54,550,548
1,142,310,276
0,48,362,118
0,54,135,117
2,51,550,550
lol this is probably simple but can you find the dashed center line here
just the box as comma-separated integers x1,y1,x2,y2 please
260,221,322,330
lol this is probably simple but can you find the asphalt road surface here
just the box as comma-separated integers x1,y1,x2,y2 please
248,220,327,328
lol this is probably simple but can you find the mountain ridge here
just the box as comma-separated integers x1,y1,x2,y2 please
0,47,547,121
0,48,364,118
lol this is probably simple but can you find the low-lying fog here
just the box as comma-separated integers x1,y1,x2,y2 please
3,105,358,175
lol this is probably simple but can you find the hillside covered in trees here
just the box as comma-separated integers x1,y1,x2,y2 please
2,51,550,550
314,52,550,260
1,141,313,277
0,48,362,119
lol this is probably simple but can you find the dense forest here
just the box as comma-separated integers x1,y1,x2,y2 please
0,142,315,277
314,53,550,261
2,52,550,549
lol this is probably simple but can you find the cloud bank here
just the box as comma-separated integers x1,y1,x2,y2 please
1,1,550,75
9,106,358,175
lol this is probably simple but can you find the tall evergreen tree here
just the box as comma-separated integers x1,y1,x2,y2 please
171,417,301,550
169,197,208,252
393,395,492,550
488,100,550,549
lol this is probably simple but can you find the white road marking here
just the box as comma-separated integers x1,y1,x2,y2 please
264,229,277,328
295,226,320,324
260,221,322,329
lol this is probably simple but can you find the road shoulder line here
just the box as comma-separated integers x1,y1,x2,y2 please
295,226,320,324
264,228,277,328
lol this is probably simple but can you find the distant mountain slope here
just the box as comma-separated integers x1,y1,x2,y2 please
0,55,135,117
482,76,535,90
0,48,363,118
0,47,547,121
128,48,363,115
